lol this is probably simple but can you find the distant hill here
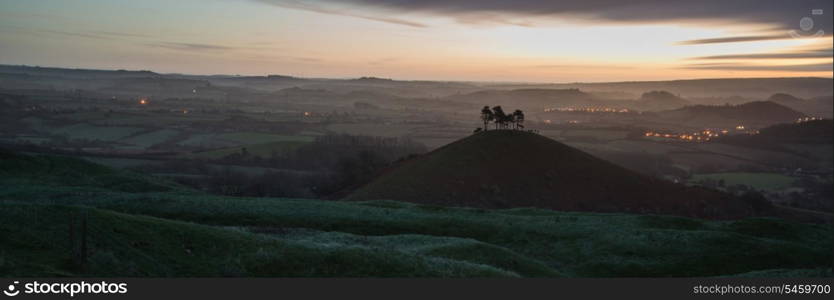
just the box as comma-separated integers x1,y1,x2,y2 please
766,93,833,118
446,88,599,110
302,78,481,98
488,77,834,99
637,90,689,111
346,130,759,219
717,119,833,146
0,65,160,90
657,101,806,128
767,93,804,106
0,64,158,79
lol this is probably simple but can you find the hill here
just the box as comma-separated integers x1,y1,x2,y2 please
446,88,599,110
717,119,834,148
767,93,805,106
346,130,760,219
1,150,831,277
637,90,689,111
656,101,806,128
766,93,834,118
489,77,833,99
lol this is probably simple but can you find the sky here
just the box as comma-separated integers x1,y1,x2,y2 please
0,0,832,82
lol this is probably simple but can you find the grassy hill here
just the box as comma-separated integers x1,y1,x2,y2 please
347,130,758,219
716,119,833,150
638,90,689,111
768,93,834,118
657,101,806,128
491,77,833,99
0,149,831,277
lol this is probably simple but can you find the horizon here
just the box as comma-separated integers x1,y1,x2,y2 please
1,0,832,82
3,63,832,85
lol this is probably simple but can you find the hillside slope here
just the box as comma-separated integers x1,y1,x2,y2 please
657,101,806,128
1,150,831,277
346,130,757,219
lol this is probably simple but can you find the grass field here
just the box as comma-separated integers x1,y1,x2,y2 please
53,123,145,142
691,172,796,192
561,129,630,141
218,132,314,144
187,141,310,159
326,123,423,137
119,129,180,149
178,132,313,148
1,150,831,277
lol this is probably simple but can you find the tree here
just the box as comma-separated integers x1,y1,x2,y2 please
506,113,516,129
491,106,506,130
512,109,524,130
480,106,494,131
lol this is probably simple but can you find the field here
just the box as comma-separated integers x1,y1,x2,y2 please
53,123,145,142
178,132,313,148
326,123,425,137
691,172,796,192
560,129,630,141
187,141,310,159
1,150,831,277
119,129,181,149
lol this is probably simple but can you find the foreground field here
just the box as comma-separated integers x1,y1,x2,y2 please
691,172,797,192
0,151,831,277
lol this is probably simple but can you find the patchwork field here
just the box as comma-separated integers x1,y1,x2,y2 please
53,123,145,142
119,129,181,149
1,151,831,277
187,141,311,159
691,172,797,192
178,132,314,148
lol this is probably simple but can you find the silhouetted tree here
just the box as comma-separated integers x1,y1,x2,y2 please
491,106,506,130
513,109,524,130
506,113,516,129
477,106,525,131
480,106,494,131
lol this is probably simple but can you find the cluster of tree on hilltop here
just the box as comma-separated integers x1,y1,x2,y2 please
478,106,525,131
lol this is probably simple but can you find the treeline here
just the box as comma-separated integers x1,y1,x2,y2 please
213,133,426,170
136,133,428,198
478,106,525,131
718,119,832,146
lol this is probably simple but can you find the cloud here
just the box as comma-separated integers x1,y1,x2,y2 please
293,57,322,62
675,35,789,45
252,0,832,32
41,30,115,40
684,62,833,72
691,48,834,60
90,31,150,38
20,29,151,41
147,42,235,51
368,57,399,65
531,64,635,70
255,0,426,27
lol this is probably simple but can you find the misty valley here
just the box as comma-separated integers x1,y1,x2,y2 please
0,65,831,278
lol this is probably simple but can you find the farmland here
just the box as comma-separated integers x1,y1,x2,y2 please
0,151,831,277
691,172,797,192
